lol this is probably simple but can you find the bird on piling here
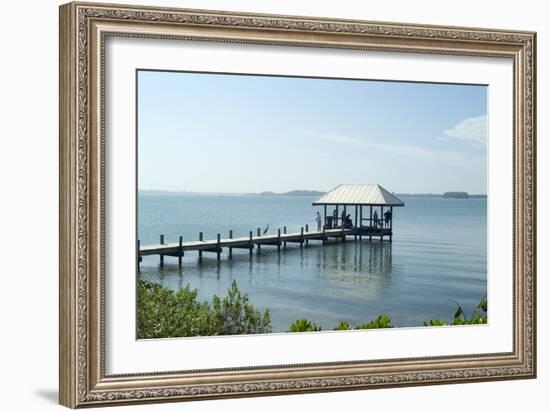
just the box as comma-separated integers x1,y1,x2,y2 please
263,224,269,235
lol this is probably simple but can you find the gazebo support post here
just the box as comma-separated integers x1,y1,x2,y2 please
381,205,384,241
342,205,347,241
390,206,393,242
359,206,363,241
342,206,348,241
354,205,358,241
369,206,373,242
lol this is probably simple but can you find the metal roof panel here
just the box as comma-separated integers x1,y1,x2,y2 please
312,184,404,206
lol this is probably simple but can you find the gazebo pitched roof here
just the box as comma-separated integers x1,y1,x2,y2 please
312,184,405,206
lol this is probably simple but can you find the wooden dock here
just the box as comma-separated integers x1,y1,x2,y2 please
139,226,392,268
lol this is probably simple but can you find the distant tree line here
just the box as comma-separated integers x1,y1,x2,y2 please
395,192,487,199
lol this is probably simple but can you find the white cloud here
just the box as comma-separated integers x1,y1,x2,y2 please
304,131,465,165
442,115,487,145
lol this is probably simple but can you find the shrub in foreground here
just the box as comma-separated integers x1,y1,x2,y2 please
289,319,322,332
333,322,353,331
290,315,393,333
355,315,393,329
138,278,487,338
137,279,271,339
210,280,272,335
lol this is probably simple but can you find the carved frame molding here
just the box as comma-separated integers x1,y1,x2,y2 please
59,2,536,407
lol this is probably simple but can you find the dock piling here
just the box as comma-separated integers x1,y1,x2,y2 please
217,233,221,261
305,224,309,246
341,224,346,242
277,229,281,252
249,231,253,257
199,232,203,261
178,236,183,266
283,226,287,248
160,234,165,267
300,227,304,248
228,230,233,259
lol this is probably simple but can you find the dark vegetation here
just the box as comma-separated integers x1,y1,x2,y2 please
137,279,271,339
138,280,487,339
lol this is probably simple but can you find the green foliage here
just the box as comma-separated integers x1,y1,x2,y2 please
289,316,393,332
479,296,488,313
333,322,353,330
289,319,322,332
453,304,464,320
423,319,447,327
451,296,488,325
138,279,488,338
424,296,488,327
355,315,393,329
450,316,487,325
137,279,271,339
210,280,272,335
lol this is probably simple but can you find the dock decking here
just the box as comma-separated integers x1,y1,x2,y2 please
139,226,393,267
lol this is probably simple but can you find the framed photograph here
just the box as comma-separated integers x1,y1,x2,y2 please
59,2,536,408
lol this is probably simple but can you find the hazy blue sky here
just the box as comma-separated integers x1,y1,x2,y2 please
137,70,487,194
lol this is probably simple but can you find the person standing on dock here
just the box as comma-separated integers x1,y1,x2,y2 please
384,210,392,228
315,211,322,231
373,210,379,228
341,209,346,228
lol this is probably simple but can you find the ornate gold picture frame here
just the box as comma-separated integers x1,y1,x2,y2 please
59,2,536,408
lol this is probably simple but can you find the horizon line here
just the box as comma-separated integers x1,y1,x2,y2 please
138,189,488,196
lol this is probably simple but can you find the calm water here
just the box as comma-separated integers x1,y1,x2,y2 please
138,194,487,332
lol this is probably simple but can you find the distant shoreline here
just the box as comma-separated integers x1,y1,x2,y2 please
396,193,487,199
139,189,487,198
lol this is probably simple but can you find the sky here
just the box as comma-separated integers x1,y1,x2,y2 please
137,70,487,194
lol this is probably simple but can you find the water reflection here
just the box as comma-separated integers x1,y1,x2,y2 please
318,240,393,274
140,240,395,303
143,240,392,275
316,241,394,300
